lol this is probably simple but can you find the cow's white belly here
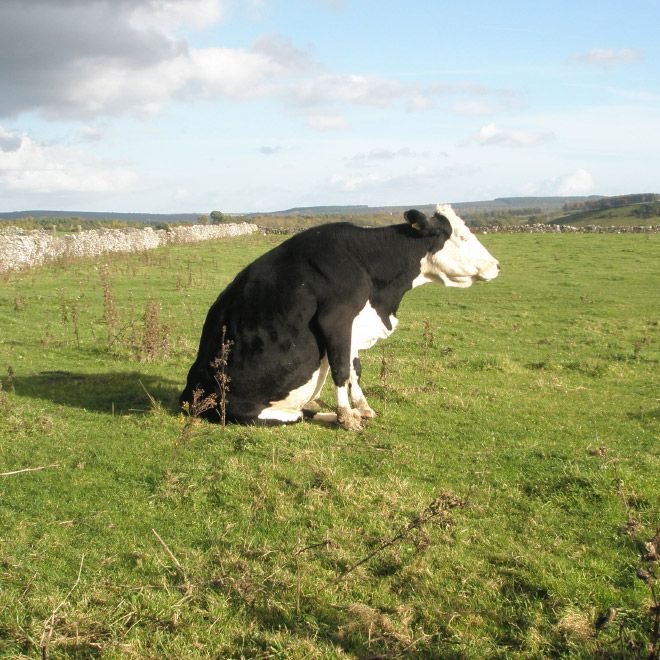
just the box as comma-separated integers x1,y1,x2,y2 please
258,356,329,422
351,301,398,353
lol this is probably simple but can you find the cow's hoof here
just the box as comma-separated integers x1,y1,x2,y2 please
353,397,377,418
337,406,364,432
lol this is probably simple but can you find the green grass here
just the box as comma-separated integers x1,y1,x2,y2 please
1,233,658,658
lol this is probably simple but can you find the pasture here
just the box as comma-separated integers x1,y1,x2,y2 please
0,231,658,658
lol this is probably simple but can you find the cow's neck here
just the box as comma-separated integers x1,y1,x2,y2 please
354,225,436,322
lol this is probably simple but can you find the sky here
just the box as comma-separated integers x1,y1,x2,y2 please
0,0,659,214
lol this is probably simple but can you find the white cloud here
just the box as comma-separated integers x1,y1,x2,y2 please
0,126,22,152
472,122,554,147
306,114,348,131
129,0,224,33
252,33,316,73
0,1,524,126
293,74,407,107
187,46,286,99
569,48,642,68
0,1,308,118
0,130,136,193
557,168,594,195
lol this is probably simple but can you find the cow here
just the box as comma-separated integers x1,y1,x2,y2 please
180,204,499,431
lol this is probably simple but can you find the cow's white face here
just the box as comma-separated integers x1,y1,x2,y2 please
418,204,500,288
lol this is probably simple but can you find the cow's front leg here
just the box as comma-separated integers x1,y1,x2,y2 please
350,356,376,418
318,308,364,431
335,382,364,432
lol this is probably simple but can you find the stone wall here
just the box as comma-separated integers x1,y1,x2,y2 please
0,223,258,273
475,223,660,234
2,221,658,273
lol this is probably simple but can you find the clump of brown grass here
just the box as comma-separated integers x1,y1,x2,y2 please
140,298,170,362
338,602,416,650
556,607,594,644
211,326,233,428
176,388,218,455
98,264,118,346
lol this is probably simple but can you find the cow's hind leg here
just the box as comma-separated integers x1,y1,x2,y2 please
258,358,328,425
302,356,330,414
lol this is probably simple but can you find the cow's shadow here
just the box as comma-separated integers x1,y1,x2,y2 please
12,370,181,416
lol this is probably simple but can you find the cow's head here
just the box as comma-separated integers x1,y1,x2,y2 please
406,204,500,288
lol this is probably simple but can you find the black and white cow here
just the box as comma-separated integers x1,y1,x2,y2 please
180,204,499,431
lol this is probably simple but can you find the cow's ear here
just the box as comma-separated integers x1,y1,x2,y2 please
432,211,453,238
404,209,429,232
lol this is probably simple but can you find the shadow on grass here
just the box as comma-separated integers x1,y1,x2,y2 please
12,370,181,416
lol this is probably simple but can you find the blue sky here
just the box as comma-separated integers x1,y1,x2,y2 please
0,0,658,213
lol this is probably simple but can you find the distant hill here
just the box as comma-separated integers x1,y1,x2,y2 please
3,195,658,229
551,201,660,227
547,193,660,227
0,197,608,224
251,196,604,218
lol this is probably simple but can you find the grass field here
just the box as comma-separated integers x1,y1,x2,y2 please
0,232,658,658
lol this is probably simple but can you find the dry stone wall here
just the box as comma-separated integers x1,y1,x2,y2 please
0,223,258,273
475,223,660,234
2,221,657,273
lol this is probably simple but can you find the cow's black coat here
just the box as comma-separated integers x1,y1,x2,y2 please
180,210,452,423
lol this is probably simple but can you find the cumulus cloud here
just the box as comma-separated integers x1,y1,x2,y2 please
293,74,407,107
472,122,554,147
0,128,136,193
557,168,594,195
129,0,224,32
0,0,523,124
569,48,642,68
0,127,22,152
0,0,311,118
252,33,316,73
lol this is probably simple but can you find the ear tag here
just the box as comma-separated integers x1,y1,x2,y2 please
412,222,421,231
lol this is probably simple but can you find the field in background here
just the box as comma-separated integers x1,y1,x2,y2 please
0,232,658,657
